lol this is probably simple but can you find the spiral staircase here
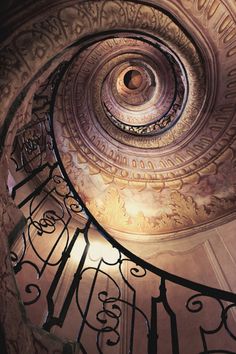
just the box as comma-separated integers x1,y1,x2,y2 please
0,1,236,353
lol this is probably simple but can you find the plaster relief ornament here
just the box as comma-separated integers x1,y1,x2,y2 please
9,0,236,239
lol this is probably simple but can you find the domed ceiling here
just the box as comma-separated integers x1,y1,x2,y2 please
4,0,236,239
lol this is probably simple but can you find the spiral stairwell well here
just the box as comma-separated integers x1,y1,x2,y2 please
0,1,236,353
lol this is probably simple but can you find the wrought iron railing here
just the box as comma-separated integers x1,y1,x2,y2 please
9,61,236,354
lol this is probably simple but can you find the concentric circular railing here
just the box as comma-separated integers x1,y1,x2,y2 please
0,1,236,353
9,59,236,354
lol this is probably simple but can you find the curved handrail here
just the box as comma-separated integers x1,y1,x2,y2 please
53,139,236,303
49,59,236,305
7,29,236,354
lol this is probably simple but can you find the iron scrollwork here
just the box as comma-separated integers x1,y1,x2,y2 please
9,57,236,354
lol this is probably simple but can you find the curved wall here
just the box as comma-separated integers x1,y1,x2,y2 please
0,1,236,353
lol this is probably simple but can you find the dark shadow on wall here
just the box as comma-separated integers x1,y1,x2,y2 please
0,324,7,354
